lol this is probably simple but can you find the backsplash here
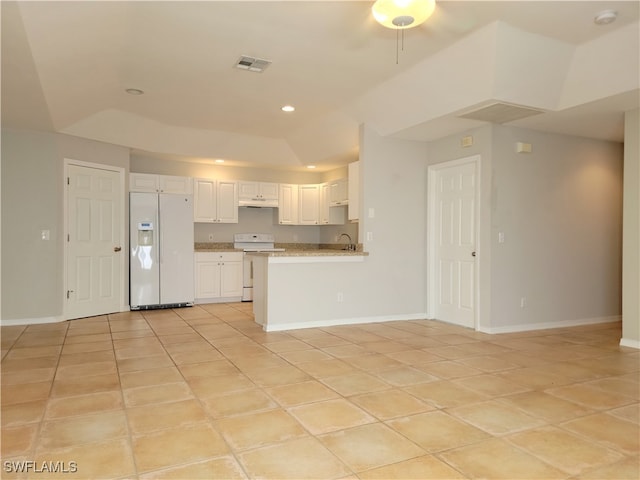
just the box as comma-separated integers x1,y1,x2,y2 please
194,206,358,244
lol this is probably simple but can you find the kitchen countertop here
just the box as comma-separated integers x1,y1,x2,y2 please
194,243,241,252
247,249,368,257
195,242,366,255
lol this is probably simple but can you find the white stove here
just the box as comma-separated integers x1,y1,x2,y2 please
234,234,284,301
233,233,285,252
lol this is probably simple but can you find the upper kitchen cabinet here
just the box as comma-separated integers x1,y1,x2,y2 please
298,184,320,225
348,161,360,222
320,183,346,225
194,178,238,223
278,184,298,225
238,181,279,207
328,178,348,206
130,173,193,194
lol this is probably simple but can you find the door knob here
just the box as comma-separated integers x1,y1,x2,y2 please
471,251,476,257
114,246,122,252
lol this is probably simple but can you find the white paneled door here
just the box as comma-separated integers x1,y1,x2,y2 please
66,163,123,319
429,157,478,328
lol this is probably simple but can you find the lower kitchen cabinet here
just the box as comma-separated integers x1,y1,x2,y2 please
194,252,243,303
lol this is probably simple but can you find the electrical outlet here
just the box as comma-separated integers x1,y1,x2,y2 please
520,297,526,308
208,234,214,241
337,292,344,302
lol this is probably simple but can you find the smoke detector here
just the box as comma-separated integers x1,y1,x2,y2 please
235,56,272,73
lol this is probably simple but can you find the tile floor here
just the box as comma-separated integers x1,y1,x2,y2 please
1,303,638,479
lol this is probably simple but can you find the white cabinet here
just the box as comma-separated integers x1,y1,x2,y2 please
130,173,193,194
298,184,320,225
194,178,238,223
238,181,279,207
278,184,299,225
320,183,346,225
348,161,360,222
194,252,243,302
328,178,348,206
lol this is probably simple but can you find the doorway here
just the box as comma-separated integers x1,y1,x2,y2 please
427,155,480,329
64,160,125,319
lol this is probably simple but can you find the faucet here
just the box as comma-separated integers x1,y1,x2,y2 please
338,233,353,251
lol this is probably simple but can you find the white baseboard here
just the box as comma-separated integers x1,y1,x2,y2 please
478,315,621,334
195,297,243,305
1,315,64,327
619,338,640,349
263,313,428,332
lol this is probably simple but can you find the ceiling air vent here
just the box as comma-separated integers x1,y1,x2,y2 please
458,102,545,124
235,55,272,73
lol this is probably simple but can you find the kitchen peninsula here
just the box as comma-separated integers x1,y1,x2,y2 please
250,249,368,331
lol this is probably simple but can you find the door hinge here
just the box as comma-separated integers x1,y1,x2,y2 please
67,177,70,185
66,290,73,299
67,234,70,242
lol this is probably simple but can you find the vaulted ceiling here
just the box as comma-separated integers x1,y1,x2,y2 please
2,1,639,171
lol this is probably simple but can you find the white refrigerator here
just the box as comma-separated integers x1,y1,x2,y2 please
130,192,194,309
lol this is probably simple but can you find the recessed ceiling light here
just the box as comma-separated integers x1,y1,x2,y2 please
125,88,144,95
214,159,225,164
281,105,295,113
594,10,617,25
306,165,316,169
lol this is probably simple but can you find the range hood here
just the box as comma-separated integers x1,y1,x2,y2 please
238,198,278,208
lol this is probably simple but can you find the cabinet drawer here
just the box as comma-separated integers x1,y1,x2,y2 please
195,252,242,262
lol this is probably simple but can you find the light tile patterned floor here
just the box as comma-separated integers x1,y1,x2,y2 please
1,303,638,479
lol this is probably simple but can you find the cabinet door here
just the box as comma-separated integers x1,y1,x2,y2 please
216,181,239,223
195,261,221,298
259,182,279,201
298,184,320,225
194,178,217,222
319,183,330,224
278,184,298,225
238,181,260,201
159,175,193,194
220,261,243,297
130,173,159,192
329,178,348,206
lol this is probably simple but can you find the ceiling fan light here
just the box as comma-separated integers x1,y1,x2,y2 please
372,0,436,29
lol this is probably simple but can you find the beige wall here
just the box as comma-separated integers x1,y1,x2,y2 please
489,126,623,330
130,154,325,184
1,129,129,321
427,125,624,332
622,108,640,347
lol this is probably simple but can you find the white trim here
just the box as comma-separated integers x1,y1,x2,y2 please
195,297,243,304
268,255,366,264
620,338,640,349
477,315,621,334
63,159,126,321
426,155,481,331
263,313,428,332
1,316,64,327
